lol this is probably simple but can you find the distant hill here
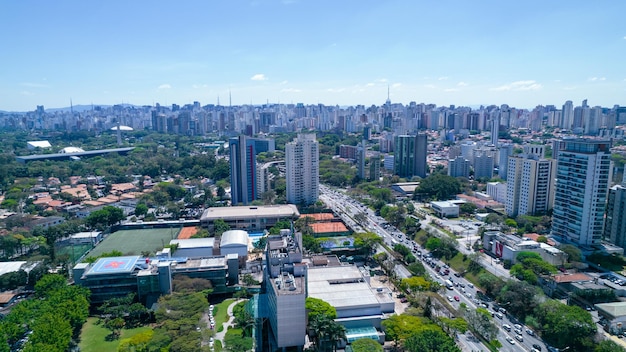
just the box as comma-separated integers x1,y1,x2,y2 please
45,104,112,113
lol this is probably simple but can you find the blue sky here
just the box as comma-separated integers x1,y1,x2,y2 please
1,0,625,111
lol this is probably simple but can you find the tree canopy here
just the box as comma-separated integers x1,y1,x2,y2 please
414,174,461,201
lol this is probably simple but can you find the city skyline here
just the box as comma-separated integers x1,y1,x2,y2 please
2,0,626,112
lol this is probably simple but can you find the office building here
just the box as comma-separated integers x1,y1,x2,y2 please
285,133,319,205
448,156,470,178
551,139,613,246
506,154,555,217
230,135,257,205
604,183,626,248
486,182,507,204
263,231,307,351
394,134,428,178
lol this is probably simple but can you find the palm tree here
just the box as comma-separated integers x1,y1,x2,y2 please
310,316,346,352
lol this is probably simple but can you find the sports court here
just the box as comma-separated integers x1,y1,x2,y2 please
86,228,181,258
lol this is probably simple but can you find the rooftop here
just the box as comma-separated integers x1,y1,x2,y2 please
595,302,626,319
201,204,299,220
307,265,394,311
170,238,215,249
0,261,26,276
553,273,592,283
221,230,249,247
86,256,143,276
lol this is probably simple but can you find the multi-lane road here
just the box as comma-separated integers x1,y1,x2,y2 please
319,185,547,352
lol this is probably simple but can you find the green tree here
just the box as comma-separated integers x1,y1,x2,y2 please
414,174,461,201
404,327,461,352
306,297,337,321
560,244,583,263
213,218,230,236
135,203,149,217
534,300,596,350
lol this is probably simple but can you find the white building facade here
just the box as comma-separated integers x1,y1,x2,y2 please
286,133,319,205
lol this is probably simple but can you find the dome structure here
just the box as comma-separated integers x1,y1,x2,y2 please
59,147,85,154
110,125,133,131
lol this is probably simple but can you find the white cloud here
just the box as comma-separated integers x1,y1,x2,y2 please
423,84,436,89
281,88,301,93
457,81,468,87
280,80,289,85
20,90,33,96
392,83,402,88
158,84,171,90
624,36,626,40
444,88,460,92
326,88,346,93
491,80,542,91
438,76,449,81
588,77,606,81
563,86,577,90
251,74,267,81
376,78,388,83
365,83,375,87
20,82,48,88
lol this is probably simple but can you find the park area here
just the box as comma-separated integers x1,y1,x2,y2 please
85,228,181,258
78,318,152,352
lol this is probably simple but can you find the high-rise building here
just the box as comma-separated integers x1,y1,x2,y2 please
286,133,319,205
491,114,501,147
394,134,428,178
551,139,613,246
263,231,307,351
356,141,366,180
229,135,257,205
604,183,626,248
505,154,555,217
562,100,574,129
369,154,380,181
473,151,494,180
448,156,470,178
497,144,514,180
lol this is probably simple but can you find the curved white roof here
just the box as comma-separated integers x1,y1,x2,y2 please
221,230,249,247
110,125,133,131
59,146,85,154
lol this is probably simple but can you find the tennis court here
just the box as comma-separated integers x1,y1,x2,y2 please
86,228,181,258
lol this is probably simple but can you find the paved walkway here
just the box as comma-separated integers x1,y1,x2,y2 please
214,299,245,345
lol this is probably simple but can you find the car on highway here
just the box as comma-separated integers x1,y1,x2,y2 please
526,328,535,336
502,324,511,331
495,312,504,319
505,336,516,345
515,334,523,342
453,296,460,302
447,295,454,302
532,344,542,351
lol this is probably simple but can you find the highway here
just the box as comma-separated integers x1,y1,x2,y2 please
319,185,547,352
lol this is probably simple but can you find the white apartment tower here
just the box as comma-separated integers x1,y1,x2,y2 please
506,152,555,217
551,139,613,246
286,133,319,205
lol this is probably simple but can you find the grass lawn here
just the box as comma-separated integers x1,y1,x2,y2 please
213,298,235,332
86,228,181,258
79,317,152,352
445,252,502,290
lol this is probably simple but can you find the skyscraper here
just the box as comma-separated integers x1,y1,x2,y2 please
603,183,626,248
356,140,366,180
229,135,257,205
506,152,555,217
394,134,428,179
286,133,319,205
551,139,613,246
497,144,514,180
